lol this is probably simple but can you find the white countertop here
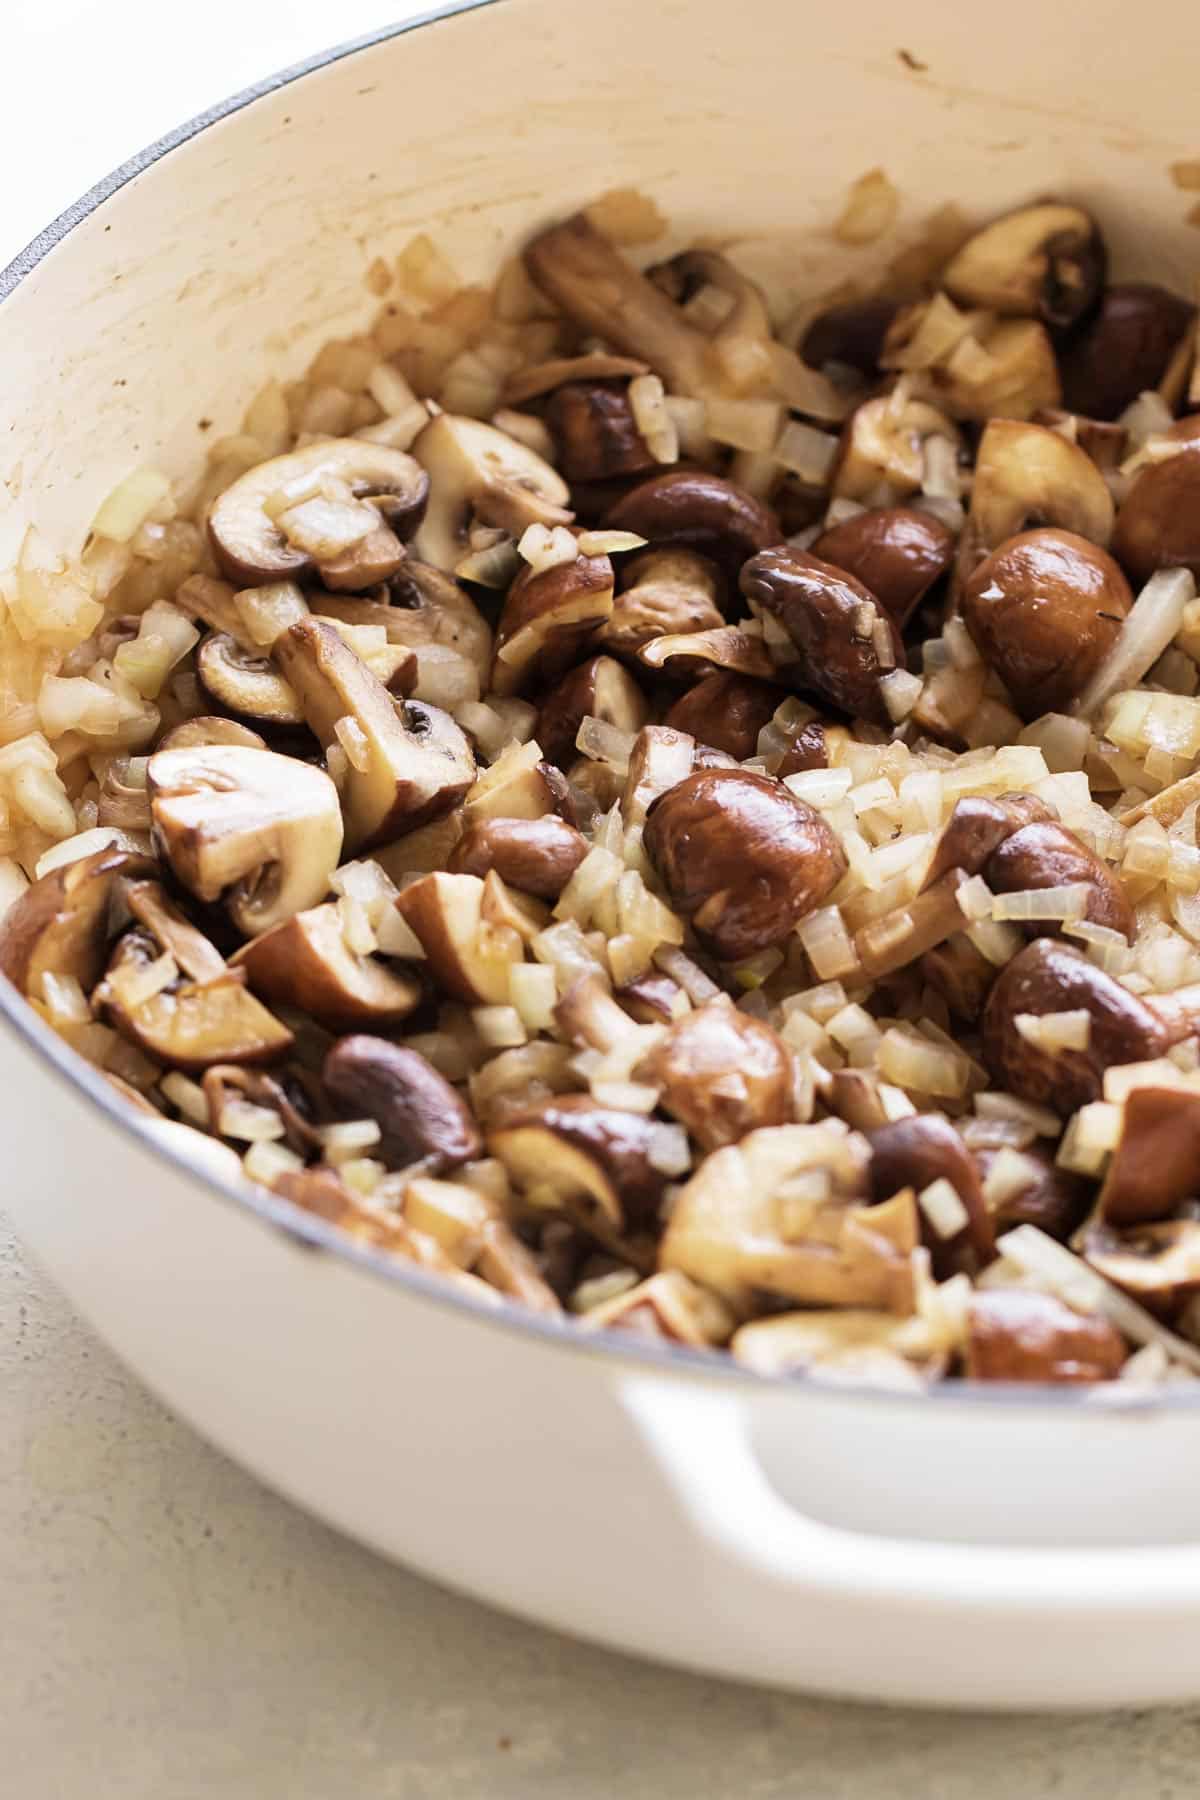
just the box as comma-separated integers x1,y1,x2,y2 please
1,3,1195,1790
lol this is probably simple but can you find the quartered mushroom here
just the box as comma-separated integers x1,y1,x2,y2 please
644,767,847,961
961,528,1132,718
488,1093,673,1233
147,744,344,936
208,439,427,588
394,870,524,1004
410,411,573,572
832,394,963,503
965,1289,1126,1382
315,559,493,691
276,616,474,850
490,548,615,695
637,623,774,684
1061,283,1197,420
663,671,787,761
596,547,724,660
447,815,589,900
740,545,904,726
603,470,782,575
1112,416,1200,584
196,632,305,727
544,380,659,483
323,1034,482,1173
923,793,1055,888
869,1112,995,1271
1095,1085,1200,1227
0,844,156,1000
942,202,1106,332
984,819,1135,940
201,1063,324,1158
402,1174,562,1315
231,901,423,1030
1080,1220,1200,1322
536,653,650,769
812,505,955,628
638,998,795,1150
964,418,1115,560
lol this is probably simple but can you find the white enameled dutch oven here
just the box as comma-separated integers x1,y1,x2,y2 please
5,0,1200,1712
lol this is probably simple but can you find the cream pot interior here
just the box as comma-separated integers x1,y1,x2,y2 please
5,0,1200,1710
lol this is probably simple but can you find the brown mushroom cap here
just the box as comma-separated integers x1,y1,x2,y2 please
1112,417,1200,585
869,1113,995,1269
981,938,1172,1112
644,767,847,962
984,819,1135,941
158,716,268,753
490,551,615,696
0,845,157,999
966,420,1115,559
961,528,1132,719
640,1000,794,1150
446,815,589,900
410,412,572,572
231,902,423,1031
739,545,903,726
965,1289,1126,1383
812,505,955,629
323,1034,481,1173
488,1093,671,1231
196,632,305,727
597,547,725,660
942,202,1105,332
663,671,787,762
208,439,426,587
544,380,658,483
147,743,344,937
974,1145,1092,1242
923,793,1056,890
1061,283,1197,420
1096,1085,1200,1227
276,616,474,851
536,653,649,770
393,870,523,1004
603,470,782,576
801,297,900,377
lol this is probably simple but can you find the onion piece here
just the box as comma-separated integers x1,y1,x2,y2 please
1075,568,1197,718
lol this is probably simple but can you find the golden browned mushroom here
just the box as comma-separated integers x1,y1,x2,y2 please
174,573,254,645
124,880,228,982
579,1270,735,1347
544,380,659,483
323,1034,481,1172
98,932,293,1070
920,936,1003,1025
965,1289,1126,1382
869,1113,994,1270
275,617,474,850
157,715,268,753
812,505,955,628
536,654,649,770
1112,417,1200,584
965,419,1115,560
984,819,1134,941
447,815,589,900
740,546,903,726
315,560,493,692
0,844,157,999
1034,408,1128,472
889,313,1061,421
1061,284,1197,420
961,528,1132,718
603,470,782,574
832,393,963,504
208,440,426,587
942,202,1105,331
659,1121,913,1314
639,999,794,1149
490,549,615,695
488,1093,673,1231
637,623,775,684
402,1174,562,1315
644,768,847,961
231,902,423,1031
147,743,344,936
1095,1086,1200,1227
663,671,787,761
981,938,1183,1112
195,633,305,727
410,412,572,572
393,871,524,1003
597,548,725,660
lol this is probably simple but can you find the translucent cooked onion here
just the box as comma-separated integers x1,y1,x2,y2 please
1076,569,1197,718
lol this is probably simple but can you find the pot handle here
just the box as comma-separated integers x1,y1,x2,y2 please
620,1376,1200,1613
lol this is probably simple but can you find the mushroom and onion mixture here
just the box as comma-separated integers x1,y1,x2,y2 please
6,191,1200,1392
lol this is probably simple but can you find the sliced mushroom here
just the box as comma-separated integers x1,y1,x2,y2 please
659,1122,912,1314
965,1289,1126,1382
323,1035,481,1172
732,1308,939,1387
832,394,962,503
644,768,847,961
276,616,474,850
488,1092,674,1239
1112,417,1200,584
490,550,614,695
637,624,775,684
942,203,1105,331
503,351,650,406
410,412,572,572
638,999,794,1149
544,380,658,483
316,560,493,690
740,546,903,725
403,1175,562,1315
1081,1220,1200,1321
923,793,1055,889
447,815,589,900
1061,284,1197,420
603,470,782,575
196,632,305,727
974,1144,1092,1242
124,880,228,983
147,744,343,936
157,716,267,753
812,505,955,628
393,871,524,1004
869,1113,994,1271
0,845,156,999
174,573,254,646
663,671,788,761
961,528,1132,718
536,654,650,770
98,933,292,1070
965,419,1115,559
597,548,724,660
616,971,690,1026
578,1269,735,1348
231,902,423,1031
920,318,1062,422
1096,1085,1200,1227
981,938,1176,1112
202,1063,324,1157
209,440,426,587
985,819,1134,940
1034,408,1128,472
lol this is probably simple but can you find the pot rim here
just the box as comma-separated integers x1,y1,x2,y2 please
2,0,1192,1415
